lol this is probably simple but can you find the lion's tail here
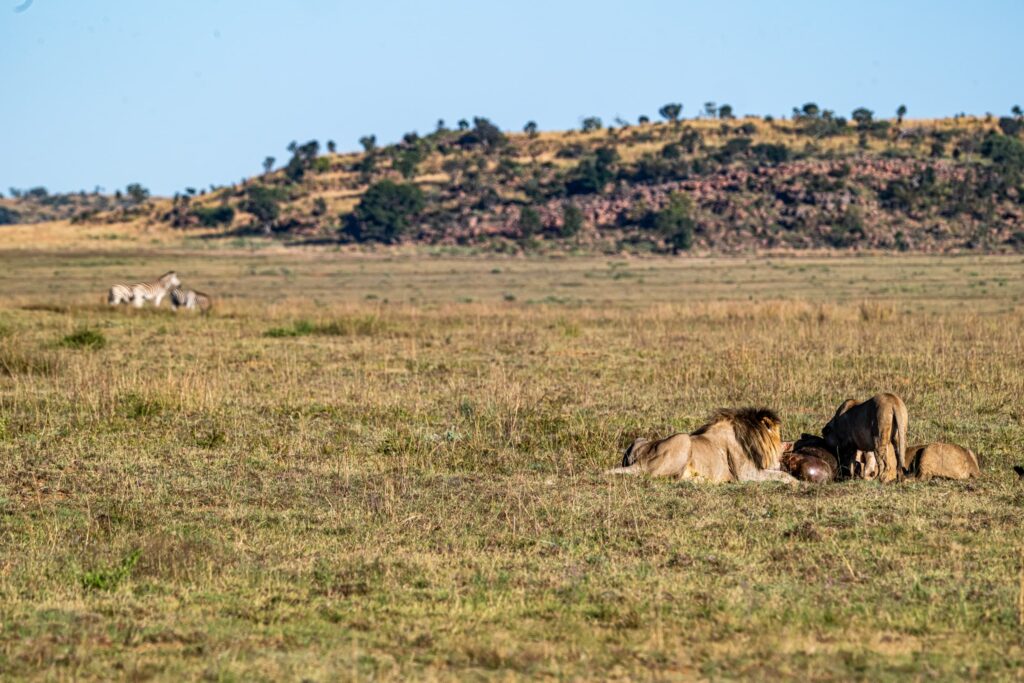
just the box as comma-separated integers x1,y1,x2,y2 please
970,449,982,474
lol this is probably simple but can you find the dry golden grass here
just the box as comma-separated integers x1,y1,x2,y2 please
1,251,1023,680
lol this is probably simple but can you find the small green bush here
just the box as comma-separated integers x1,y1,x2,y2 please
60,329,106,350
81,550,140,591
118,392,164,418
266,320,316,337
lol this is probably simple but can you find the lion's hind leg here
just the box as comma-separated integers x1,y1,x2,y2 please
606,434,692,478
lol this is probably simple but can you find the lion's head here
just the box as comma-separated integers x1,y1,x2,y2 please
821,398,857,449
621,437,650,467
694,407,783,470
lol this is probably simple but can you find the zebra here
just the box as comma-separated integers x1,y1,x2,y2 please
107,271,181,308
170,287,212,313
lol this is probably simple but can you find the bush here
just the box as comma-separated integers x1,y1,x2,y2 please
717,137,752,162
458,117,507,149
998,117,1022,137
193,205,235,227
393,146,425,179
560,202,584,237
565,146,618,196
81,550,140,591
266,320,316,338
752,143,790,164
828,207,866,247
0,206,21,225
344,180,426,243
654,192,695,253
60,329,106,350
241,185,286,229
519,206,542,237
981,134,1024,173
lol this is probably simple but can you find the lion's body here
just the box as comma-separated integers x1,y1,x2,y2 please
823,393,908,483
907,443,980,481
608,408,796,483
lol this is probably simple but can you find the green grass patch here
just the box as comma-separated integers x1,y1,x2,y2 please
59,328,106,349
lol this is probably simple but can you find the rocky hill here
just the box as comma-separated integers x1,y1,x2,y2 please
6,109,1024,253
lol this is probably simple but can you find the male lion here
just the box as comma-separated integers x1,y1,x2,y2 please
822,393,908,483
906,443,980,481
607,408,796,483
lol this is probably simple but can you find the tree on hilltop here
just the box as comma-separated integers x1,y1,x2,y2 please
659,103,683,125
896,105,907,124
852,108,874,128
125,183,149,205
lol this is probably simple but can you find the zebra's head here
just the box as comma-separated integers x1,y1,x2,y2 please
161,271,181,288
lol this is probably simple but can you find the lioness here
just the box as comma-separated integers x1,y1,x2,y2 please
907,443,980,481
608,407,796,483
822,393,908,483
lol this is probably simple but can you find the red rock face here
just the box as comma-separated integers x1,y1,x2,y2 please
433,157,1021,252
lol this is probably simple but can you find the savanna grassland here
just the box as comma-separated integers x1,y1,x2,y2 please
1,249,1024,681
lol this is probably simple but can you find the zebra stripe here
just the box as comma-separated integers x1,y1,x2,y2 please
107,271,181,307
170,287,212,313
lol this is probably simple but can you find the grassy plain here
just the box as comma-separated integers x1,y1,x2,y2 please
1,248,1023,680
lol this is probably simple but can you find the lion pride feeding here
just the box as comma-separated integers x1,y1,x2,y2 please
613,393,980,485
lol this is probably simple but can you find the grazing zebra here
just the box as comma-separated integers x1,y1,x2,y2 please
107,271,181,307
170,287,212,313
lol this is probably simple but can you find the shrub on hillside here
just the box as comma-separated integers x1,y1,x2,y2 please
241,185,287,230
193,205,235,227
518,206,542,237
565,146,618,195
560,202,583,237
0,206,21,225
982,134,1024,170
344,180,425,243
655,192,695,253
752,143,790,164
457,117,507,149
998,117,1022,137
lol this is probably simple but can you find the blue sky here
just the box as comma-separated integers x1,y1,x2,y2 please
2,0,1022,196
